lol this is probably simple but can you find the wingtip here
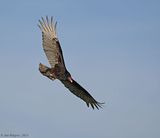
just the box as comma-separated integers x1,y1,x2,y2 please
86,101,105,110
86,102,89,107
38,16,57,37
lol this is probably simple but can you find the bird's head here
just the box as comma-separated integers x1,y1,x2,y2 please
39,63,50,73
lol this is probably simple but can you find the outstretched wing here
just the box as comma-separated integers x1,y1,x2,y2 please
61,79,104,109
38,16,66,70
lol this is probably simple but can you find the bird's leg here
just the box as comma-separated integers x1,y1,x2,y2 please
39,63,56,80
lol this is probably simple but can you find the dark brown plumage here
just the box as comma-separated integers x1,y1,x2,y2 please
38,16,104,109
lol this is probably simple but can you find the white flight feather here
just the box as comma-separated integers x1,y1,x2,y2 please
38,16,57,39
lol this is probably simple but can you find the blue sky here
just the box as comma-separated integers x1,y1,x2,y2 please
0,0,160,138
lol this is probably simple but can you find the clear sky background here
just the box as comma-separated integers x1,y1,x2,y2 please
0,0,160,138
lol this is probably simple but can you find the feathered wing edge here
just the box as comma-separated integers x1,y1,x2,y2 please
38,16,57,37
61,79,104,109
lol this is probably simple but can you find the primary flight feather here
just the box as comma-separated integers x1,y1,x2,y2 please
38,16,104,109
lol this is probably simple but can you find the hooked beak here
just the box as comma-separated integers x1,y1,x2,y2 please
68,76,73,83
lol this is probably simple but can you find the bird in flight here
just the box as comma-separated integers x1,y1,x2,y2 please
38,16,104,109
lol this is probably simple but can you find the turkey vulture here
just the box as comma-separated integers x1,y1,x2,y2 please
38,16,104,109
